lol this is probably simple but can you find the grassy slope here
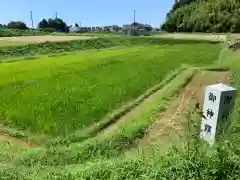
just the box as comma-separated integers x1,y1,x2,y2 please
0,43,220,137
0,37,220,60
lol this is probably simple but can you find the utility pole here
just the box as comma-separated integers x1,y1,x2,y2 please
30,11,34,30
55,12,58,19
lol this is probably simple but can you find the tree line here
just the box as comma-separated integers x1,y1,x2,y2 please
0,18,154,33
0,18,70,32
161,0,240,33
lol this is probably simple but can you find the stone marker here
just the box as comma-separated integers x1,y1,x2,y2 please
200,83,237,145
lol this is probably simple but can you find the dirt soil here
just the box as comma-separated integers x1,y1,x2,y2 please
137,70,232,148
0,132,37,167
0,134,37,148
0,35,96,43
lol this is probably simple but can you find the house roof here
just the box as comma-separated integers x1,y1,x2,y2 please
131,22,145,27
123,22,145,28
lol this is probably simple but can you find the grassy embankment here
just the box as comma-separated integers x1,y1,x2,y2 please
0,28,121,37
0,40,29,47
0,29,50,37
0,37,220,60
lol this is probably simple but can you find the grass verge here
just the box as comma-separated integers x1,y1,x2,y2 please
0,40,30,47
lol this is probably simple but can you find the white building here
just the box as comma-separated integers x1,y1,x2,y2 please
69,27,81,33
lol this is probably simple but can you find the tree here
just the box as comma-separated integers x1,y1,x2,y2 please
112,25,120,31
161,0,240,33
75,23,79,27
7,21,28,30
144,25,153,31
38,19,48,29
0,24,7,28
37,18,68,32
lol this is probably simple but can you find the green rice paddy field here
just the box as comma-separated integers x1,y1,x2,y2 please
3,37,240,179
0,42,220,137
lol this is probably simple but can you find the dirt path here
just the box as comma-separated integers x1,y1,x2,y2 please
0,132,37,167
137,70,232,148
0,123,37,148
154,34,226,42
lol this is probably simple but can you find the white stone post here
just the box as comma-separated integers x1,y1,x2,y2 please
200,83,237,145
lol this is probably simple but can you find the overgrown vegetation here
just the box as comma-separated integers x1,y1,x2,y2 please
6,21,28,30
162,0,240,33
38,18,68,32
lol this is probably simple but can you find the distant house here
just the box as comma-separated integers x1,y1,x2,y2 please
108,26,114,31
131,22,145,29
112,25,119,31
123,24,130,30
123,22,145,31
69,26,81,33
123,22,152,36
81,27,88,32
103,26,109,31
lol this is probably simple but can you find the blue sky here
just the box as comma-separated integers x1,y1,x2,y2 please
0,1,174,28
